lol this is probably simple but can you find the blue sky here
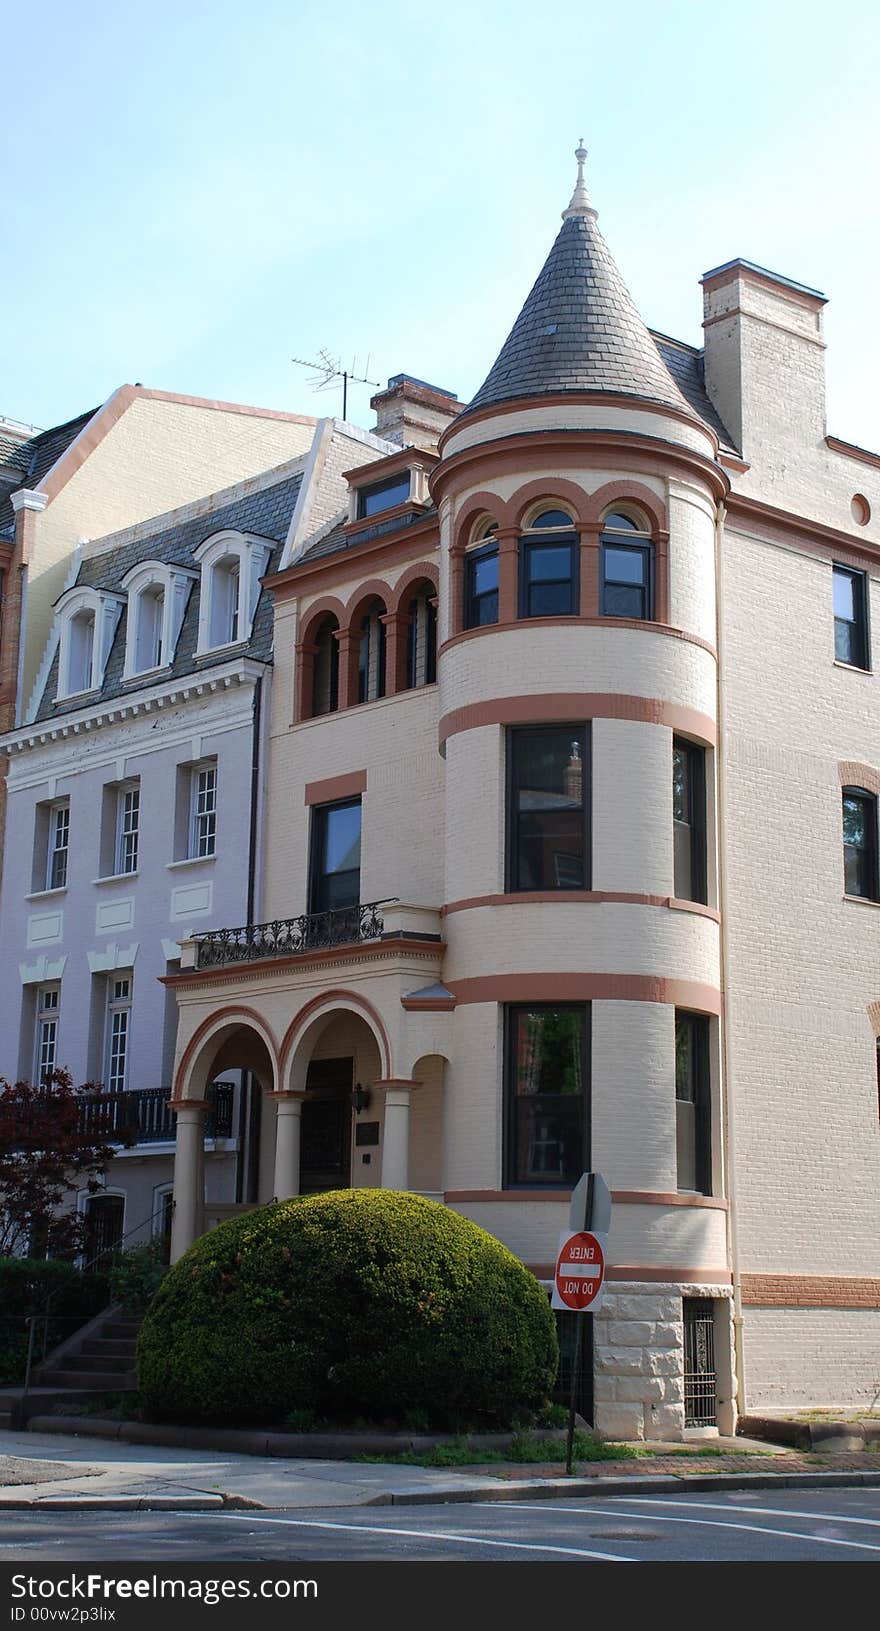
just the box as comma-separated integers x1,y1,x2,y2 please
4,0,880,448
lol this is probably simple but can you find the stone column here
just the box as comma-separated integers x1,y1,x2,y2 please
378,1079,417,1191
169,1099,208,1262
272,1091,306,1200
333,628,358,709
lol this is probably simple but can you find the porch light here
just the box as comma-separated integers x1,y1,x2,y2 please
350,1082,371,1114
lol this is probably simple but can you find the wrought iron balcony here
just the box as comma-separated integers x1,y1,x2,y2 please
77,1082,235,1144
192,900,390,970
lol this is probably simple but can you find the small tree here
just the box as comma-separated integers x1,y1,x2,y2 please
0,1070,120,1258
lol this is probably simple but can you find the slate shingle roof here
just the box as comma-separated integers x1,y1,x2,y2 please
35,470,303,722
651,333,736,452
0,409,97,538
461,213,698,423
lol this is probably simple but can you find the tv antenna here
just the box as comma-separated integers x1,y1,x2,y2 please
291,349,381,420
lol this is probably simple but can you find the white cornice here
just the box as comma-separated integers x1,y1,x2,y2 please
1,656,267,757
10,488,49,514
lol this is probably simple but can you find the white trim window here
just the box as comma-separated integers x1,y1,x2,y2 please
120,561,196,679
34,985,60,1085
115,784,140,875
189,764,217,858
55,586,124,699
47,800,70,890
193,531,272,655
105,975,132,1093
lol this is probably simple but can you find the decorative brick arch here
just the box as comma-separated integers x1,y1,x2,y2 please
389,561,439,615
584,478,668,534
341,581,394,706
172,1005,280,1102
453,491,514,554
343,579,394,625
866,1000,880,1038
509,476,590,531
279,988,393,1089
839,761,880,797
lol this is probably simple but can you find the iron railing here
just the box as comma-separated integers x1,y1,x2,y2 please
193,900,391,969
683,1297,717,1427
76,1082,235,1144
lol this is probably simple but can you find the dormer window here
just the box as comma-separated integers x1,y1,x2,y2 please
194,531,272,657
55,586,124,700
121,561,196,680
357,473,411,520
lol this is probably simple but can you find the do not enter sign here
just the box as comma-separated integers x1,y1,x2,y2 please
551,1229,607,1312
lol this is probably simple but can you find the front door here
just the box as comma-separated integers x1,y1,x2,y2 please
300,1057,353,1193
85,1193,125,1266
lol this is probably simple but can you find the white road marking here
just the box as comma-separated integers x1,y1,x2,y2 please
209,1512,633,1561
490,1503,880,1554
621,1496,880,1528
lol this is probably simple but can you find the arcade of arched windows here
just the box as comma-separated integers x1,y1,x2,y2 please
295,566,439,722
450,479,670,640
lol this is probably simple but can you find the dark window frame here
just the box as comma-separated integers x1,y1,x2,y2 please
842,786,880,901
673,737,707,904
518,531,579,619
405,591,437,688
464,541,500,629
356,473,411,520
506,724,591,893
675,1010,712,1196
599,534,654,620
833,563,870,670
308,796,362,915
503,1002,591,1190
357,608,387,704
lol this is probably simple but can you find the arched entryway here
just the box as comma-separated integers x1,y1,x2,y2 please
169,1012,278,1260
279,998,387,1199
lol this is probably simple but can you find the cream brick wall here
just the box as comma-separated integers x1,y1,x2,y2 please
592,1000,677,1190
22,395,316,705
439,624,717,723
443,402,717,461
448,1197,727,1273
442,900,720,986
441,1005,501,1189
667,481,717,642
742,1310,880,1412
722,523,880,1279
592,719,673,895
444,726,504,901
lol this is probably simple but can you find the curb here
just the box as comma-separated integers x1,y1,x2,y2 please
0,1494,235,1512
380,1468,880,1505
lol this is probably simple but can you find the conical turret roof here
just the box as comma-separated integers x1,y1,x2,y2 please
463,149,694,421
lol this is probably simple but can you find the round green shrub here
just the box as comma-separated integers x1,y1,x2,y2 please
137,1190,558,1428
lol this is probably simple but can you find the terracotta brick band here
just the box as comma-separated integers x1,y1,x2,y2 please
740,1274,880,1309
447,974,722,1013
439,694,717,749
838,761,880,796
445,1190,728,1209
304,769,367,805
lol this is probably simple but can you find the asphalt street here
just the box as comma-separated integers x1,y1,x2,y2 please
1,1488,879,1562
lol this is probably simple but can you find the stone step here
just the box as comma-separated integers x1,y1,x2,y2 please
39,1368,137,1391
62,1353,134,1374
101,1322,142,1341
81,1337,138,1358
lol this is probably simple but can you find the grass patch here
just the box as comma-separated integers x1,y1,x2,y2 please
356,1431,639,1468
51,1391,139,1419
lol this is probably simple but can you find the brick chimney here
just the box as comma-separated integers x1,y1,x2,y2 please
371,374,461,452
701,259,827,459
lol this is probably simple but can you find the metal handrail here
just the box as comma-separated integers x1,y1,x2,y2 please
193,898,396,969
23,1204,168,1395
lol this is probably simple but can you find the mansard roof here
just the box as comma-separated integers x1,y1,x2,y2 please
34,466,303,722
462,210,697,421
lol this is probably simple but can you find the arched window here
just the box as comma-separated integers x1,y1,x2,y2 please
311,616,340,717
405,579,437,688
55,586,124,699
599,510,653,619
357,597,387,703
464,519,499,629
121,562,196,679
842,786,879,900
194,531,272,656
519,507,578,618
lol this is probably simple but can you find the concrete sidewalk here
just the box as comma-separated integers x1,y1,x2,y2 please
1,1427,879,1511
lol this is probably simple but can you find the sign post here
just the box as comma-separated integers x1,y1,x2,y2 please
551,1172,611,1474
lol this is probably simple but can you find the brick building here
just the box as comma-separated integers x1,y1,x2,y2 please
3,149,878,1432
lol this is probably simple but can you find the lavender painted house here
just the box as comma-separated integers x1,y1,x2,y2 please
0,457,309,1252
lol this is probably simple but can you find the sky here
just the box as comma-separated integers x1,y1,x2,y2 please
3,0,880,449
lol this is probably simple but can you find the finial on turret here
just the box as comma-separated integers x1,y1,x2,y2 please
562,138,597,221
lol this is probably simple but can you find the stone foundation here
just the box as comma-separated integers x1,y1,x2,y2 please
592,1282,735,1441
